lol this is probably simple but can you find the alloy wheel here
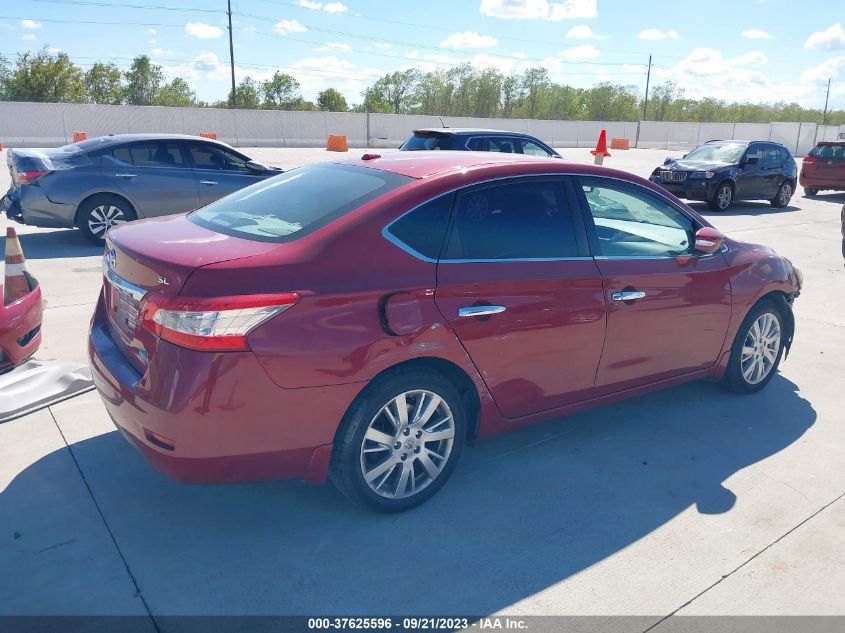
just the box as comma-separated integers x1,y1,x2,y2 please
359,390,456,499
778,183,792,205
740,312,781,385
717,185,732,210
88,204,127,236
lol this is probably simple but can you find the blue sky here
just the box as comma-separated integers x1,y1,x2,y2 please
2,0,844,110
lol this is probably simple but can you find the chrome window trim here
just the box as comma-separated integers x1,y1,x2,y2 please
382,171,709,263
103,260,147,301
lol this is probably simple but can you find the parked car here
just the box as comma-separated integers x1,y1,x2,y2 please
2,134,281,245
841,203,845,262
649,140,797,211
800,141,845,195
400,128,561,157
89,151,802,512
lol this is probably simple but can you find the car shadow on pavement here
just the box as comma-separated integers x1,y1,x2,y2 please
1,375,815,618
13,230,101,260
690,201,800,216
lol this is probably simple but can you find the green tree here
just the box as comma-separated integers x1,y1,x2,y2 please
84,62,123,104
229,77,261,109
262,72,301,109
155,77,196,107
317,88,348,112
5,47,86,103
123,55,164,106
363,69,419,114
519,68,550,119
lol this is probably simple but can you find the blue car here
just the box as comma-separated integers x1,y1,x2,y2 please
2,134,281,245
649,140,797,211
400,128,561,158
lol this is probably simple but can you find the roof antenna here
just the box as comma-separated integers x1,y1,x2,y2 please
439,116,448,128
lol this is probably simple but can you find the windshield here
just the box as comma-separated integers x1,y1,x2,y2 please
189,163,413,242
684,142,747,163
401,133,453,150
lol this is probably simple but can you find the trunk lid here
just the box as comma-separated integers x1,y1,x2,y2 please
102,214,278,373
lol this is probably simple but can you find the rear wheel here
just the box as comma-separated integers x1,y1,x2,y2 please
804,187,819,196
78,194,136,246
330,369,466,512
708,182,733,211
770,181,793,208
722,300,786,394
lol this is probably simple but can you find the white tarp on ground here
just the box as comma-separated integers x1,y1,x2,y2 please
0,360,94,424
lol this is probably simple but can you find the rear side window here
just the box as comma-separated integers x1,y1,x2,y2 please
128,142,186,168
402,133,453,150
763,145,784,168
190,163,413,243
386,195,453,260
442,179,578,260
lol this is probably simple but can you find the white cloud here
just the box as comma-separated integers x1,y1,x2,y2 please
298,0,348,12
147,28,157,35
150,48,182,58
480,0,596,21
21,33,36,41
801,55,845,83
148,38,156,44
637,28,680,40
323,2,348,13
512,51,526,58
318,41,352,51
375,42,392,50
47,47,61,54
741,29,773,39
275,19,307,35
560,44,600,59
185,22,223,39
565,24,606,39
440,31,499,48
805,23,845,51
21,19,41,29
193,51,223,73
245,25,257,32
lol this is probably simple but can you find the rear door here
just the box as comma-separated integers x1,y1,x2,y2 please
186,142,267,206
101,141,199,217
575,176,732,394
434,176,606,418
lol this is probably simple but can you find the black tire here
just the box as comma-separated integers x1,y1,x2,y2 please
708,182,733,211
77,194,137,246
769,181,793,208
722,299,787,394
330,368,466,512
804,187,819,196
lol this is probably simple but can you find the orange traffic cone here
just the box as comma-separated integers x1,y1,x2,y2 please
4,227,35,306
591,129,611,165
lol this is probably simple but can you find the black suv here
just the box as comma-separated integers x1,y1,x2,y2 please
649,140,797,211
400,128,561,158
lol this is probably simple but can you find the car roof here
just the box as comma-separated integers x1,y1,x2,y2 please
75,133,231,149
332,150,595,179
704,139,788,148
412,128,534,136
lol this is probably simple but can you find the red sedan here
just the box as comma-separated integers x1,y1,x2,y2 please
89,152,802,511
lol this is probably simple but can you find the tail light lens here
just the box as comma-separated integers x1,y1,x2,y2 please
802,156,817,164
139,292,300,351
17,170,50,185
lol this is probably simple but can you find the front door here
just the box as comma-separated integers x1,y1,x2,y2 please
434,177,606,418
575,176,732,394
187,142,266,207
734,142,765,199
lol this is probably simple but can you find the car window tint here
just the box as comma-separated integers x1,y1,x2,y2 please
745,144,764,162
443,180,577,260
109,146,133,164
387,195,453,260
467,137,492,151
402,133,452,150
763,145,782,168
190,163,413,243
129,142,185,168
580,178,695,258
520,140,553,156
189,143,248,170
492,138,516,154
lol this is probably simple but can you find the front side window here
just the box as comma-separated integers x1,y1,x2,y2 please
442,179,578,260
580,178,696,258
190,163,413,242
744,143,764,164
189,143,249,170
128,142,186,168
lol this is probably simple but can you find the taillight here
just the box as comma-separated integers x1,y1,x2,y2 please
17,170,50,185
802,156,817,164
139,292,300,351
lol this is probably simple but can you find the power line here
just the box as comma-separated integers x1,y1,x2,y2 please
31,0,223,13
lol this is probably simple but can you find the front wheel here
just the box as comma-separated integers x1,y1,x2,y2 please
722,300,787,394
708,182,733,211
770,182,793,208
78,195,136,246
330,369,466,512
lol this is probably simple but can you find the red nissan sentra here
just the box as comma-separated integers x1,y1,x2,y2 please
88,152,802,511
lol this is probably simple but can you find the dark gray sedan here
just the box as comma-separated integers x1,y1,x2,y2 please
2,134,281,245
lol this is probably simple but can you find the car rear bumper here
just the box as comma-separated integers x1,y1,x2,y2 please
0,284,43,372
87,292,364,484
649,176,715,201
2,186,76,228
799,173,845,190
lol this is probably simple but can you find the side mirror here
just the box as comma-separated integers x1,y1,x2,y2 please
694,227,726,254
743,156,759,166
663,157,672,165
245,160,267,173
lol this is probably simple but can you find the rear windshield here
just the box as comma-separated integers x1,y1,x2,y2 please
808,143,845,159
189,163,413,242
684,142,747,163
401,132,453,151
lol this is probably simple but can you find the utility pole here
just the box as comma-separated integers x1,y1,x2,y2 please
227,0,236,108
822,77,831,126
642,54,652,120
